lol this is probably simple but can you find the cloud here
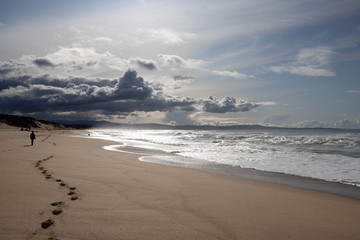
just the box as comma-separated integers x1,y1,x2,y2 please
113,70,152,100
0,47,137,79
0,69,197,119
158,54,184,65
269,46,336,77
136,28,197,45
0,64,14,75
131,58,158,71
149,75,194,91
295,120,333,128
164,111,196,126
270,66,335,77
202,96,259,113
345,90,360,93
335,119,360,129
212,70,255,80
94,37,113,44
36,47,131,76
46,47,105,69
0,49,263,123
157,54,206,69
172,75,194,88
33,58,56,68
262,113,292,125
258,101,277,106
0,70,154,103
173,75,194,81
296,46,334,66
173,75,194,87
265,117,360,129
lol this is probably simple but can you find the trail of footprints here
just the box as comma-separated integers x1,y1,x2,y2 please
33,155,80,239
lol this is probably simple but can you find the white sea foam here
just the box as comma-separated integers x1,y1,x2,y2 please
88,128,360,187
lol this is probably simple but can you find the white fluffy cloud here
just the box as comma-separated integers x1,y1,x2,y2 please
136,28,197,45
269,46,336,77
202,96,259,113
0,47,161,78
287,119,360,129
45,47,128,73
157,54,206,69
212,70,255,80
262,113,292,125
335,119,360,129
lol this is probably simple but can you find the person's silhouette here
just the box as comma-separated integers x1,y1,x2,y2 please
30,131,36,146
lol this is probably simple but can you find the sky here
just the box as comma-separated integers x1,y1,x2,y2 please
1,0,360,128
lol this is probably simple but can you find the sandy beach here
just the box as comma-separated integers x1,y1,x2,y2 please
1,128,360,240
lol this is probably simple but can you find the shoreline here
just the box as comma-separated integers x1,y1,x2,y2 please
95,139,360,200
1,129,360,239
200,163,360,200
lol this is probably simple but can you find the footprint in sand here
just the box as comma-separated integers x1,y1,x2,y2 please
48,237,59,240
50,201,64,206
41,219,54,229
34,156,81,232
33,155,81,238
68,191,76,196
52,209,62,216
66,187,79,200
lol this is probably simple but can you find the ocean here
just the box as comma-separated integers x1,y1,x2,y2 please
87,127,360,188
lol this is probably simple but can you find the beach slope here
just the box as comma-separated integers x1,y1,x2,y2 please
1,128,360,240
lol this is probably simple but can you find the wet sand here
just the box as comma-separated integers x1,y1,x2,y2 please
110,143,360,199
1,128,360,239
193,162,360,200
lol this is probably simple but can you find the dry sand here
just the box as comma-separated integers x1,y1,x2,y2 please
1,128,360,240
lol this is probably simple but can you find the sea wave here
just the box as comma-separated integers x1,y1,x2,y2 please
89,128,360,187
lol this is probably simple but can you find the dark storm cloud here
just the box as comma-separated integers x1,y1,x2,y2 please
88,96,196,113
1,58,260,121
31,76,118,88
133,58,158,71
0,69,196,119
113,70,152,99
0,62,17,76
33,58,56,68
0,68,13,75
0,74,118,90
202,96,259,113
0,75,29,90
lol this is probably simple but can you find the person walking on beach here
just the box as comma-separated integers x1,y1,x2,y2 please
30,131,36,146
